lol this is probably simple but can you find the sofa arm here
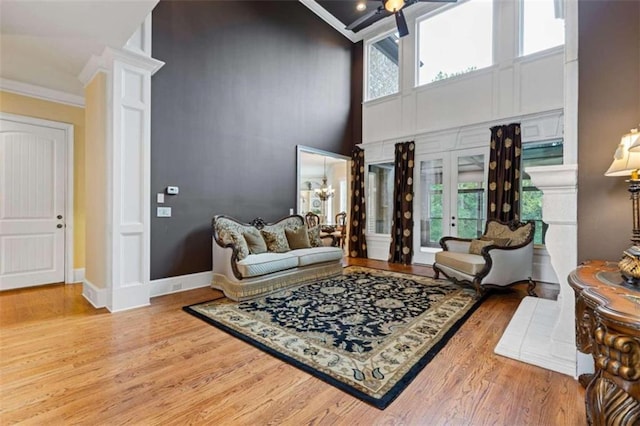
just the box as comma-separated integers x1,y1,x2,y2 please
480,242,534,285
440,237,472,253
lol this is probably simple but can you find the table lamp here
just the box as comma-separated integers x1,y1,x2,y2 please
605,128,640,285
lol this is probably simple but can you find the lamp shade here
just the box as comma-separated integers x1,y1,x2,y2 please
625,128,640,151
605,130,640,176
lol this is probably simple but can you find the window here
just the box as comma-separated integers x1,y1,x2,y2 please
417,0,493,86
367,163,394,234
367,33,399,101
520,0,565,56
521,141,563,245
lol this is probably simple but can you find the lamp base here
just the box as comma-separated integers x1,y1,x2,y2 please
618,247,640,287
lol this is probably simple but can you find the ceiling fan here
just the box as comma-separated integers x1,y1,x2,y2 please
346,0,457,37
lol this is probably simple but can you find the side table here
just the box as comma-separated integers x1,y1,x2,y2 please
568,260,640,425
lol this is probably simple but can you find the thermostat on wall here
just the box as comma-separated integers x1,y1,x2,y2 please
166,186,179,195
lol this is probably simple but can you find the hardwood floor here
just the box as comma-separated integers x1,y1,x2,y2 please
0,259,585,425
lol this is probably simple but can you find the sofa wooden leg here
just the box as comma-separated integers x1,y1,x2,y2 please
473,279,484,298
433,268,440,279
527,278,538,297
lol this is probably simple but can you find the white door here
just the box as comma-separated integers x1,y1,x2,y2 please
413,148,488,265
0,118,66,290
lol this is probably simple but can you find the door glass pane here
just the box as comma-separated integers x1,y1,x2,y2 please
420,159,444,248
456,154,485,239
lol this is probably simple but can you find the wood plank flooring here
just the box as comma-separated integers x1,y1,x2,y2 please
0,259,585,425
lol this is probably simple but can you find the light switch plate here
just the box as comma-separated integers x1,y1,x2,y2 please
157,193,165,203
157,207,172,217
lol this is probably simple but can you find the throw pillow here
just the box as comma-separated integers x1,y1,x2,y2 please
469,239,494,255
481,235,510,247
307,226,324,247
220,230,249,260
285,226,311,250
243,228,267,254
261,228,291,253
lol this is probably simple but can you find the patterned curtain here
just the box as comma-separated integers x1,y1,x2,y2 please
487,123,522,222
388,141,415,265
348,147,368,258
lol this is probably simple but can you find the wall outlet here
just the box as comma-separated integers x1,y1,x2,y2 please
171,283,182,292
157,207,172,217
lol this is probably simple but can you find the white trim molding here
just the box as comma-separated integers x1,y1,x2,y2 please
73,268,85,283
82,278,108,309
298,0,357,42
150,271,213,298
0,78,85,107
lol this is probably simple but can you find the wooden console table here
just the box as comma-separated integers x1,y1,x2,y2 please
568,260,640,425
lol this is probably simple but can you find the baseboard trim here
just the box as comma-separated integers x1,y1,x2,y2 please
72,268,85,283
150,271,212,298
82,279,108,309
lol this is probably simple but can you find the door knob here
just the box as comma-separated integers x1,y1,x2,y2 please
57,224,63,228
57,215,63,219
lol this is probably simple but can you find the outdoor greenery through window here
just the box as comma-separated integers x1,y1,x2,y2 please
417,0,493,85
367,33,399,101
520,0,565,56
521,140,563,244
367,163,394,234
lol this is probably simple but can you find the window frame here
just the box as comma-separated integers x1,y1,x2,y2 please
520,139,564,246
518,0,565,58
414,0,495,88
364,30,402,102
366,161,395,235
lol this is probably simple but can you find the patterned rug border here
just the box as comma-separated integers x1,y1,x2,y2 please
183,267,487,409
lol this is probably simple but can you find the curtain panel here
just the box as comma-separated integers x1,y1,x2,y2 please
348,147,368,258
388,141,415,265
487,123,522,222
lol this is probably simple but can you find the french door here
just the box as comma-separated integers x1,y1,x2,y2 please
413,148,488,265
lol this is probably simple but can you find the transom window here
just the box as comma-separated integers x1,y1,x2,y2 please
417,0,493,86
366,33,399,101
520,0,565,56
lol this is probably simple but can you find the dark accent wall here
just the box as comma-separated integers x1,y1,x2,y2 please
151,1,361,279
577,1,640,262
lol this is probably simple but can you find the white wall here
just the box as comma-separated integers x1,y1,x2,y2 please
360,0,565,285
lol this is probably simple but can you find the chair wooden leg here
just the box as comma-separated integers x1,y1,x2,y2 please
527,278,538,297
473,278,484,298
433,268,440,279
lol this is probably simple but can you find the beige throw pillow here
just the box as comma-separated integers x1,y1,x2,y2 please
469,239,494,255
481,235,510,247
260,228,290,253
285,226,311,250
243,228,267,254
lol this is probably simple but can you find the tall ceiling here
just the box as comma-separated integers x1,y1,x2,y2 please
0,0,436,100
0,0,158,98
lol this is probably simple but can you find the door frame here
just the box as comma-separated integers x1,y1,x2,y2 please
0,112,74,284
413,147,489,265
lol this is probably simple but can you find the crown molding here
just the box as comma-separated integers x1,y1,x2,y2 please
0,78,85,107
299,0,359,43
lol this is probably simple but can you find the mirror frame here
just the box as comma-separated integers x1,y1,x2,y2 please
296,145,351,217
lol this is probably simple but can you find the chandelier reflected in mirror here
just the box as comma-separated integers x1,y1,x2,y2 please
314,158,335,202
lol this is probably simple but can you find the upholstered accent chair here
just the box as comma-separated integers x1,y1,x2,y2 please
432,219,536,297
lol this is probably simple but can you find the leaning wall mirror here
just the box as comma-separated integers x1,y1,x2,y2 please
296,146,350,225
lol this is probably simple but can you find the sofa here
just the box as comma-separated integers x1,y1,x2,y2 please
212,214,344,301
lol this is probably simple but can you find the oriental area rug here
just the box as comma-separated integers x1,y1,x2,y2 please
183,266,483,409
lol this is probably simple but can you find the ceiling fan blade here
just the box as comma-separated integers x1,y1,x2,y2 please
346,5,385,31
395,9,409,37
